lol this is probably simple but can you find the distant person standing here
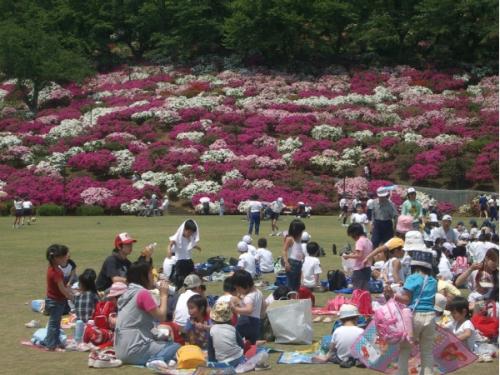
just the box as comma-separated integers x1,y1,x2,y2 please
479,194,488,218
13,197,23,229
247,195,263,235
269,197,284,235
371,187,398,247
148,194,158,216
364,164,371,180
21,197,34,225
338,195,349,227
401,187,423,227
219,197,225,216
488,197,498,222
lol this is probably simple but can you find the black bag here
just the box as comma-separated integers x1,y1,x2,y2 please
328,270,347,292
229,257,239,267
207,256,226,272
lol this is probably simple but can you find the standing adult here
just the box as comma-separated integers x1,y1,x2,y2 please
167,219,201,289
269,197,284,235
401,187,423,227
431,215,458,245
247,194,263,235
488,197,498,222
338,195,349,227
479,194,488,218
219,197,225,216
282,219,306,291
364,164,371,180
114,261,180,368
96,233,136,292
21,197,34,225
371,187,398,248
13,196,23,229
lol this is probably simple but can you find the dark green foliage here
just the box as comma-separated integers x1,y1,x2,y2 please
38,204,65,216
76,205,105,216
0,0,497,77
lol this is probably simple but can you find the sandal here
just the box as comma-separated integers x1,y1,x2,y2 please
313,316,323,323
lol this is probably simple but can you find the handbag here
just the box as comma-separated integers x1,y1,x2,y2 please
471,302,499,339
266,298,313,344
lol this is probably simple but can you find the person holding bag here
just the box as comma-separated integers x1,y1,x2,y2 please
394,231,437,375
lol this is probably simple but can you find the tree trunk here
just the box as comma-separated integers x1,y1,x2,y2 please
27,80,40,115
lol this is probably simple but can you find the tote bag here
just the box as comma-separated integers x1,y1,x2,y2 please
266,299,313,344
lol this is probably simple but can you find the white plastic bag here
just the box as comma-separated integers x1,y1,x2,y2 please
266,299,313,344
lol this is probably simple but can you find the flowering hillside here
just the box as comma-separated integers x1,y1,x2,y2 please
0,66,497,214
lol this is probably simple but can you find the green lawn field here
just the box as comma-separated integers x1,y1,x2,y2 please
0,215,497,374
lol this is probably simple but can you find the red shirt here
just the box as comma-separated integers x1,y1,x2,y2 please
47,266,66,301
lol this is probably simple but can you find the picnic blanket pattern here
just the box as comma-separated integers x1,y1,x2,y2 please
351,322,478,374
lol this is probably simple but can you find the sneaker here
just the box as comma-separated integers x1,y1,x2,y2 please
88,351,99,367
93,354,122,368
25,320,41,328
255,363,271,371
479,354,493,363
313,316,323,323
146,360,169,372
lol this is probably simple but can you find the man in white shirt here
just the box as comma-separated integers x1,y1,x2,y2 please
255,238,274,273
246,194,263,235
173,274,204,327
236,241,256,278
269,197,284,235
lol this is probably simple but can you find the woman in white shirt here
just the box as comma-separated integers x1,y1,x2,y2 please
246,194,263,235
283,219,306,291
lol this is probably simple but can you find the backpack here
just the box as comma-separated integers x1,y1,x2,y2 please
328,270,347,292
351,289,373,315
451,256,468,276
471,302,499,339
92,301,117,330
176,345,205,369
207,256,227,273
373,299,413,344
368,279,384,294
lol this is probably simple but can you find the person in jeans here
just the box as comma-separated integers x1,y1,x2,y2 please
43,244,74,350
395,231,437,375
115,261,180,369
247,194,263,235
283,219,306,291
344,223,373,291
371,187,398,247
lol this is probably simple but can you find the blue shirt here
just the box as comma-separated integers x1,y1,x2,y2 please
403,273,437,312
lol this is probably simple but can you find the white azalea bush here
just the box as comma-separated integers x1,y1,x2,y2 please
311,124,343,141
0,133,22,149
179,180,221,199
200,148,235,163
120,199,147,214
194,201,221,214
110,149,135,175
278,137,302,154
47,119,87,140
176,131,204,142
222,169,244,184
134,171,181,194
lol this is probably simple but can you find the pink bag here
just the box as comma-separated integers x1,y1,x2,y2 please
373,299,413,344
451,256,468,275
326,295,350,311
351,289,373,315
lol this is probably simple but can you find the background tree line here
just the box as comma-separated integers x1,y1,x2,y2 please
0,0,497,110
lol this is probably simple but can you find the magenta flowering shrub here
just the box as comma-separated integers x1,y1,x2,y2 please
0,66,497,214
437,201,455,214
408,163,440,182
68,150,116,174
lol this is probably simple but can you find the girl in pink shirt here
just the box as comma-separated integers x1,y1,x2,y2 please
344,223,373,291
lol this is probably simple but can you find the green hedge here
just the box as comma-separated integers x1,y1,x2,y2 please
38,204,65,216
75,205,105,216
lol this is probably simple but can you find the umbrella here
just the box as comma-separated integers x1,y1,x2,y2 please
199,197,211,203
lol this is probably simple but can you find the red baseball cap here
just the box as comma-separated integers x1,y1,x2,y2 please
114,232,137,248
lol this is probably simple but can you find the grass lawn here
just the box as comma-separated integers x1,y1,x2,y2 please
0,215,497,374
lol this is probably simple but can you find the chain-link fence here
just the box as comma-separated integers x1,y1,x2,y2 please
413,186,498,207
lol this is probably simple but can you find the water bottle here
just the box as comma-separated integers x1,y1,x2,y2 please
74,320,85,343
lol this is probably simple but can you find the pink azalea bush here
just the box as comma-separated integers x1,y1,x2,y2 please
0,66,497,214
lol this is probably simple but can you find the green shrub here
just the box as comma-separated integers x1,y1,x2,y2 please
75,205,105,216
0,201,13,216
38,204,65,216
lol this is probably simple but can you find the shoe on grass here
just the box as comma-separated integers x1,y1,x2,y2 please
146,360,169,372
25,320,41,328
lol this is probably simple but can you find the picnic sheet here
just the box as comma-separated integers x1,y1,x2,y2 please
351,322,478,374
